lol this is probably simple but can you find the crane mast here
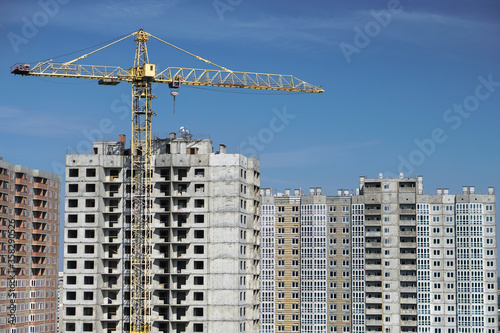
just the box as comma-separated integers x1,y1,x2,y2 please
10,29,323,333
130,30,154,333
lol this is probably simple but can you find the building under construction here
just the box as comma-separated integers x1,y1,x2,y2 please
61,134,261,333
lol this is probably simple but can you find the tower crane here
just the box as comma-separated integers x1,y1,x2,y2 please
11,29,323,333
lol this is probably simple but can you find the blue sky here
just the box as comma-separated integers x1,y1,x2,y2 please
1,1,500,267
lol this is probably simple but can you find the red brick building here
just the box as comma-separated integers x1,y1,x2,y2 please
0,158,60,333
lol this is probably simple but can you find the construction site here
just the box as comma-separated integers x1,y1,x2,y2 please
8,29,323,333
2,11,499,333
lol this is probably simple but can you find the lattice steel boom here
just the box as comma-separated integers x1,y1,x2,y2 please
10,29,323,333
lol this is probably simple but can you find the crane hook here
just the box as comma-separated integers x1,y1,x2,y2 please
170,91,179,114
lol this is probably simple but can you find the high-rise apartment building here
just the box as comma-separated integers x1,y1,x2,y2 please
0,158,60,333
260,188,351,333
62,134,261,333
261,176,497,333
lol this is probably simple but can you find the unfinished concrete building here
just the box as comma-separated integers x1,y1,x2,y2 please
0,158,60,333
261,176,497,333
62,134,261,333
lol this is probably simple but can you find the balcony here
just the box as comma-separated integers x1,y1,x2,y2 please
399,219,416,226
365,240,381,248
33,181,48,189
366,307,382,315
366,274,382,281
399,253,416,259
400,275,417,282
365,264,381,270
365,286,382,293
365,253,381,259
365,219,381,226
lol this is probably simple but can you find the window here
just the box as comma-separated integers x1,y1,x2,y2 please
68,230,77,238
83,292,93,300
67,261,77,269
66,307,76,316
194,277,204,285
194,261,204,269
67,245,77,254
84,261,94,269
194,246,204,254
84,245,94,254
85,199,95,207
68,214,78,223
195,199,205,208
68,199,78,208
84,276,94,285
66,323,76,331
86,184,96,192
86,168,96,177
69,169,79,177
83,307,93,316
194,230,205,239
194,292,204,300
66,291,76,300
85,214,95,223
278,206,285,212
195,215,205,223
83,323,93,331
85,230,95,238
193,308,204,316
67,276,76,285
68,184,78,192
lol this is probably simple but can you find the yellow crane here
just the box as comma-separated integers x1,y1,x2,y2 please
11,29,323,333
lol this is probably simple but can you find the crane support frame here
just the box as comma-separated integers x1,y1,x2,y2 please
130,31,154,333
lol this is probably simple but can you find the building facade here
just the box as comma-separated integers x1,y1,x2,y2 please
261,176,497,333
62,134,261,333
0,158,60,333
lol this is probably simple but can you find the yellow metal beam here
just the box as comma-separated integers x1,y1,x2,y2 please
19,62,324,93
